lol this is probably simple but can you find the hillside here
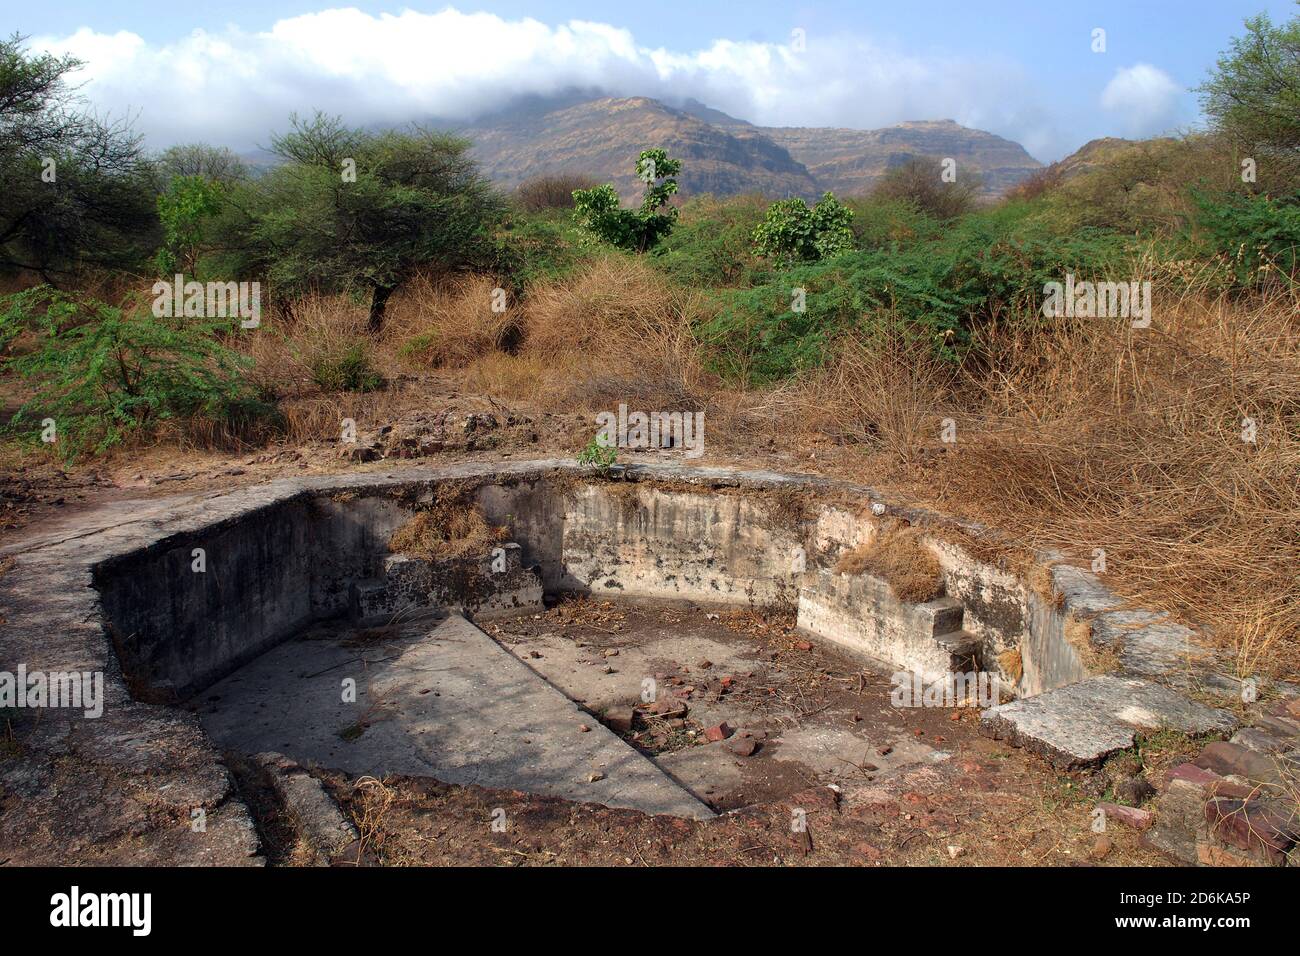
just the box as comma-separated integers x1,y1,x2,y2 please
463,96,819,200
757,120,1042,197
458,95,1042,201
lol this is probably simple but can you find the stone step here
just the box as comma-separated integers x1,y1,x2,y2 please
916,597,965,638
935,630,980,671
979,674,1237,771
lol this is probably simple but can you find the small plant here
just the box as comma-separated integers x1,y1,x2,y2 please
572,148,682,253
577,433,618,475
752,192,855,267
310,342,385,392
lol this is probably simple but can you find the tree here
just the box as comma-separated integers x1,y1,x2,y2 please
0,34,158,280
572,148,682,252
155,175,226,275
1199,12,1300,155
222,113,505,332
155,143,248,187
752,192,855,267
871,156,981,221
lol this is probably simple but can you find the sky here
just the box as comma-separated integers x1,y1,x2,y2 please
9,0,1297,162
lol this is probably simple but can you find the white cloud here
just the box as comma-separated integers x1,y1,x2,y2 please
31,7,1070,158
1099,63,1185,137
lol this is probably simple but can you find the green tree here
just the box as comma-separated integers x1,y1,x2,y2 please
752,192,855,267
154,143,249,186
572,148,682,252
155,175,226,276
1199,11,1300,154
0,34,158,280
221,113,505,332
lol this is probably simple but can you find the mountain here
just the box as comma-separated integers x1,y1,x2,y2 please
453,95,1043,201
461,96,819,199
756,120,1042,197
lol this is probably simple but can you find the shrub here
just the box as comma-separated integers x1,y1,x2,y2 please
843,197,943,249
514,173,601,212
699,204,1138,383
751,192,855,267
572,148,682,253
309,341,385,392
1191,190,1300,287
650,194,769,287
1,287,259,457
871,156,981,221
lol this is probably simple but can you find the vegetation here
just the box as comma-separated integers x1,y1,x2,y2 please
1199,12,1300,155
577,433,619,474
871,155,981,220
0,287,259,457
751,192,855,267
217,113,505,332
0,34,158,280
572,148,682,252
514,173,601,212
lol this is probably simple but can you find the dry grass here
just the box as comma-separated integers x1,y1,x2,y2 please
518,254,710,410
835,528,944,603
735,275,1296,679
385,272,524,370
388,501,508,562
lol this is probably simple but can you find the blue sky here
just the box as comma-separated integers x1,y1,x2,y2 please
12,1,1298,161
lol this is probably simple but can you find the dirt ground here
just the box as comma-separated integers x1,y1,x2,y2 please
222,598,1177,868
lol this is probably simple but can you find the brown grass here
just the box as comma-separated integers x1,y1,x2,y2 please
795,283,1294,681
388,501,508,562
518,254,710,410
835,528,944,603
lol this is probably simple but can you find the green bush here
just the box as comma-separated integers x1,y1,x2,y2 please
751,192,855,267
496,208,592,287
844,197,944,250
650,194,770,287
1,287,260,458
572,148,682,253
310,342,385,392
1191,190,1300,287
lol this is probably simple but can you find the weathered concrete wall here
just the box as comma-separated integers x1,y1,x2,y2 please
797,570,960,682
96,498,323,702
91,466,1094,707
5,459,1230,866
550,484,804,607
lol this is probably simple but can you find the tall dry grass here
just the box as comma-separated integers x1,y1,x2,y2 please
517,254,711,410
798,285,1299,679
